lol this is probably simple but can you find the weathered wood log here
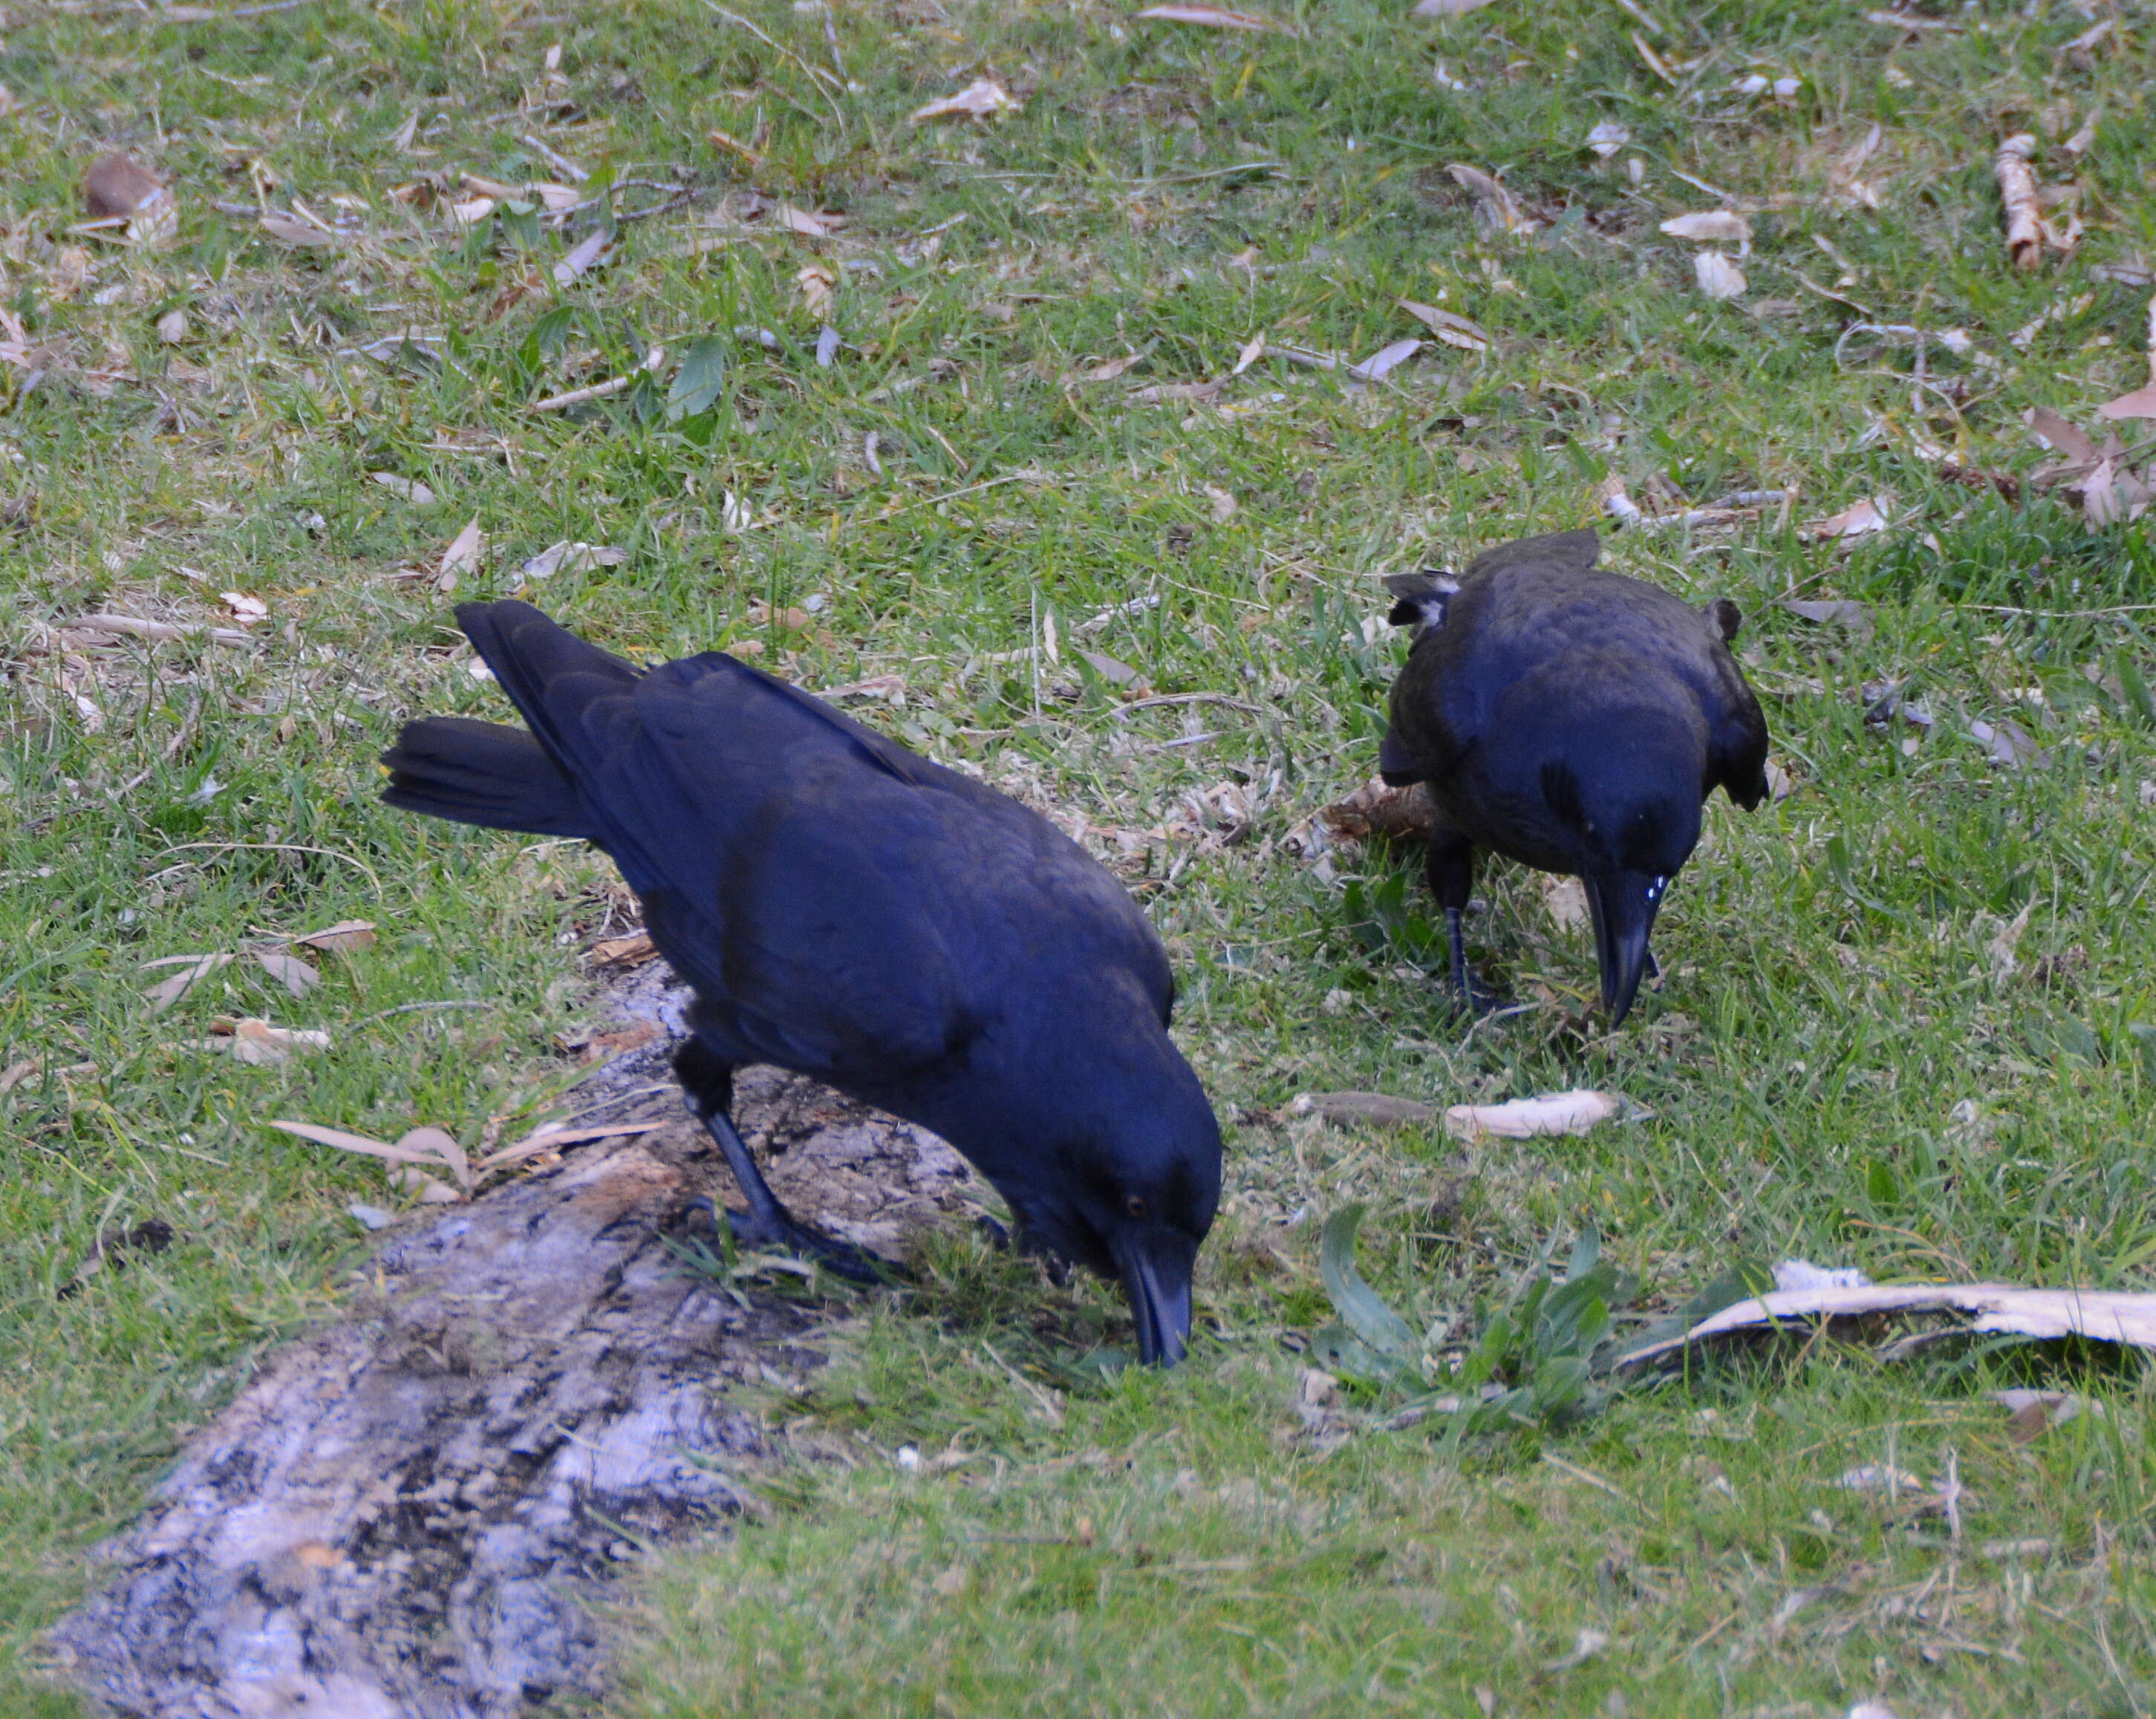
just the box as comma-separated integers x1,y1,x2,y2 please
52,982,979,1719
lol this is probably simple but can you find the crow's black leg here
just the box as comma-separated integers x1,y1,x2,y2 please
1427,829,1500,1014
673,1041,888,1285
1643,947,1662,985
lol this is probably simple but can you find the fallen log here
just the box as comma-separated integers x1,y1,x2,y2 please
52,1016,978,1717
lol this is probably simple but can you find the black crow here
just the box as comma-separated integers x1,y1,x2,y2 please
382,602,1221,1364
1377,529,1768,1025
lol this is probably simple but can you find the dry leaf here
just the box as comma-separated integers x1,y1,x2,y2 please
253,950,321,999
590,929,657,966
707,127,766,164
1413,0,1495,11
1287,1091,1436,1127
370,472,437,505
0,1059,37,1095
1540,875,1589,933
1398,299,1490,350
1447,163,1537,235
259,213,339,249
1970,718,2045,769
296,919,377,955
1661,210,1752,246
221,591,268,626
772,203,844,238
2097,384,2156,421
2026,406,2098,461
475,1120,653,1175
1230,334,1266,374
1075,352,1144,382
796,261,836,318
908,78,1020,123
1586,121,1629,158
1992,1389,2097,1444
2074,458,2123,526
1777,597,1875,640
143,952,234,1014
520,541,628,580
1693,252,1748,300
85,152,177,244
1626,1279,2156,1369
451,197,498,225
1134,4,1281,30
200,1018,332,1065
552,228,612,286
1318,777,1435,841
437,518,487,592
1445,1089,1624,1141
1080,648,1141,686
1994,134,2042,271
391,1167,467,1204
1798,497,1890,540
1348,338,1422,382
155,308,189,345
1202,483,1238,523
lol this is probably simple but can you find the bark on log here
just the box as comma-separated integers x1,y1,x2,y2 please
52,977,979,1718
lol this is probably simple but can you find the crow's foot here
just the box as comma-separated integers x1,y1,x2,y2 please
693,1196,893,1285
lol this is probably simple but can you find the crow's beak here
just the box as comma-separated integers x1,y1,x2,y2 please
1582,870,1662,1027
1113,1232,1195,1367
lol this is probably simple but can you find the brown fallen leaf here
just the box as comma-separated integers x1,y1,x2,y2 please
1447,163,1537,235
85,152,177,244
2097,384,2156,421
1319,777,1436,841
1970,717,2045,769
0,1059,37,1095
296,919,377,955
370,472,437,505
1347,338,1422,382
796,261,836,319
1080,648,1142,688
1798,497,1891,541
520,541,629,580
1693,252,1748,300
1445,1089,1626,1141
1288,1091,1436,1128
1202,483,1237,523
143,952,235,1014
589,929,658,966
1540,875,1589,933
1777,597,1875,641
1074,352,1145,383
908,78,1021,123
1992,1389,2099,1444
1661,210,1752,246
221,591,267,627
772,203,844,238
551,227,612,286
707,127,766,165
1994,134,2043,271
196,1017,333,1065
1398,299,1490,351
1626,1279,2156,1369
253,950,321,999
1135,4,1282,30
2027,405,2099,461
475,1120,654,1174
436,518,487,592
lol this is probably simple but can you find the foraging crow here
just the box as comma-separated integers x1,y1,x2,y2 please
1378,529,1768,1025
382,602,1220,1364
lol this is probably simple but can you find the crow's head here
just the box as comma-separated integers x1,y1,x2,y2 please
985,1028,1222,1366
1538,711,1706,1024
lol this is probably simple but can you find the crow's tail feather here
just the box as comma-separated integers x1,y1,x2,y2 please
380,716,590,838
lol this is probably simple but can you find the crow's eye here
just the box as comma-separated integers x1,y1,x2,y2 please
1125,1194,1149,1219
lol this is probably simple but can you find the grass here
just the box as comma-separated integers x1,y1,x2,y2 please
1,0,2155,1712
